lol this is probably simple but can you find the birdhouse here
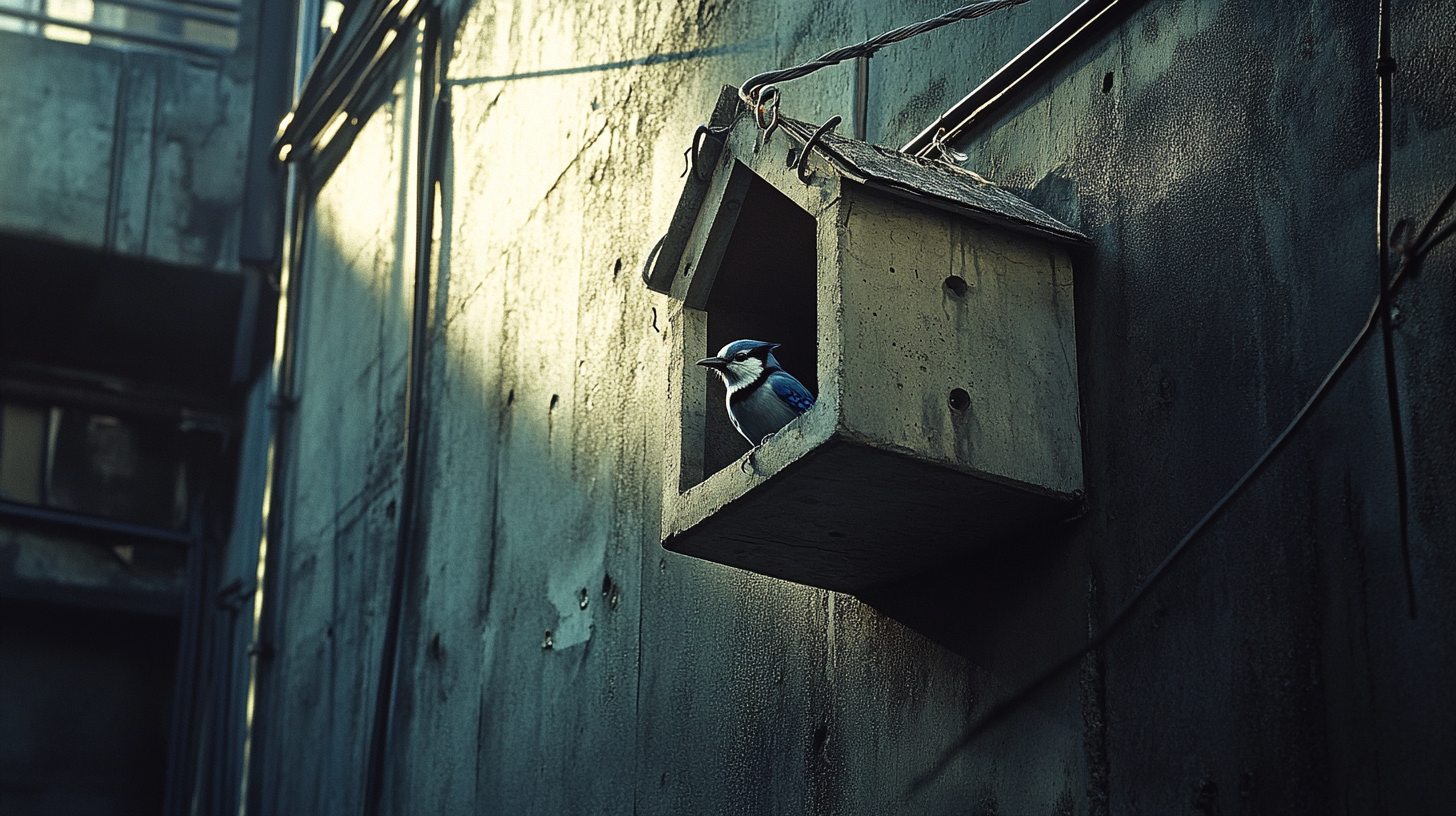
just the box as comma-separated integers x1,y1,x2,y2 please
646,87,1087,595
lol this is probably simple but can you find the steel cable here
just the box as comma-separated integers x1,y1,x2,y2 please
738,0,1033,106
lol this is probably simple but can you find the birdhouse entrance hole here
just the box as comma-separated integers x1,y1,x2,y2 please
696,172,818,483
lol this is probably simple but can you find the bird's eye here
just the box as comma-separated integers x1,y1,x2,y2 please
733,353,749,362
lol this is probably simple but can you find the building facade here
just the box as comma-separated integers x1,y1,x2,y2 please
0,0,291,810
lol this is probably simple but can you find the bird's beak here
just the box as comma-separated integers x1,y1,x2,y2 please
696,357,726,369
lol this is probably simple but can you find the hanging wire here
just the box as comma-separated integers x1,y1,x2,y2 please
1374,0,1417,620
737,0,1033,106
909,179,1456,794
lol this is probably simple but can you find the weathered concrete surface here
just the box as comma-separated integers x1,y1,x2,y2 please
946,0,1456,813
249,0,1456,814
251,65,419,816
0,28,257,270
0,526,183,615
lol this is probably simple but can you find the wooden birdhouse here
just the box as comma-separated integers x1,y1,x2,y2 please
646,87,1087,595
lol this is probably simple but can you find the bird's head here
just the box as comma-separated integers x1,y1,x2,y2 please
696,339,780,389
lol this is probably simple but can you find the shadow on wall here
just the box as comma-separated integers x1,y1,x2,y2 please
859,521,1086,682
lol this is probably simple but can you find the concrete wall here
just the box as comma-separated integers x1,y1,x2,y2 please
952,2,1456,812
0,21,260,270
249,0,1456,813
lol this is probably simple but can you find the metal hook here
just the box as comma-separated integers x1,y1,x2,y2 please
754,85,780,130
640,234,667,285
683,124,727,182
928,126,968,163
796,114,842,182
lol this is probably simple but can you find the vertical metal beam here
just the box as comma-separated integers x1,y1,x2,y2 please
236,0,318,807
240,0,303,267
237,172,307,816
162,511,209,816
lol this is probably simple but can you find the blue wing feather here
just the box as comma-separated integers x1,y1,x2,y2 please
768,372,815,415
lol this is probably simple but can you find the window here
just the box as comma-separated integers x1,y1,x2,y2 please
0,399,189,530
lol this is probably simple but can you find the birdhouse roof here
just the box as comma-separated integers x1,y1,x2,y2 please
793,120,1088,246
644,88,1087,295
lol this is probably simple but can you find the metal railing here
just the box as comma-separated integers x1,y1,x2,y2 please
0,0,239,60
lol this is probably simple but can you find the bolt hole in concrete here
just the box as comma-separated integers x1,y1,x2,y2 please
1102,71,1114,93
943,275,968,296
549,394,560,411
811,722,829,753
542,630,553,650
949,388,971,412
613,258,622,278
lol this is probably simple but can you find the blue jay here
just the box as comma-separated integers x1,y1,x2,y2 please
697,339,815,445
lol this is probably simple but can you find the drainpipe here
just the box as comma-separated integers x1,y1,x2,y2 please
362,8,443,815
238,160,311,816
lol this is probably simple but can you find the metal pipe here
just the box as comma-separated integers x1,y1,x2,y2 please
901,0,1146,156
362,12,440,814
275,0,424,161
0,7,231,57
296,15,415,157
236,173,308,816
235,5,321,806
94,0,239,28
0,498,196,544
